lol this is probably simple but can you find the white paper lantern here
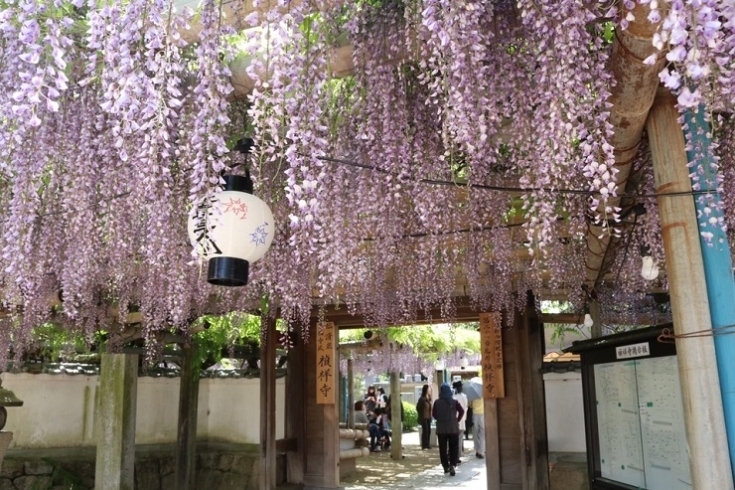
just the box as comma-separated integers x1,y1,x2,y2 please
583,313,594,328
188,174,274,286
640,255,660,281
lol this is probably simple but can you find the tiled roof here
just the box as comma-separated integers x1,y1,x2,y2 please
5,362,286,379
542,352,581,373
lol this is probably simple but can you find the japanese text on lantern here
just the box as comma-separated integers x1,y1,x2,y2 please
316,322,336,405
479,312,505,399
192,199,222,256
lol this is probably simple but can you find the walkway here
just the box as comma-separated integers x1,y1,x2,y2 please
348,457,486,489
343,432,486,490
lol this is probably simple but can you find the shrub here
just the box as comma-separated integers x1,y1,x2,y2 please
402,400,418,431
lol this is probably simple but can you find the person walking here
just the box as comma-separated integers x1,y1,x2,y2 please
470,397,485,459
453,381,468,458
416,384,433,449
432,383,464,476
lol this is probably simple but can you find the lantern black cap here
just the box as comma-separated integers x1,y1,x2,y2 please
207,257,249,287
222,173,253,194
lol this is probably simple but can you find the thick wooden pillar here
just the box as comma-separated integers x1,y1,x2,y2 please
481,306,548,490
481,312,503,490
647,88,733,490
285,331,305,484
390,370,403,460
517,295,549,490
95,353,138,490
485,399,501,490
259,316,277,490
304,321,340,489
174,343,200,490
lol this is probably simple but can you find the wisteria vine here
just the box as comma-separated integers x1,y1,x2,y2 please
0,0,734,362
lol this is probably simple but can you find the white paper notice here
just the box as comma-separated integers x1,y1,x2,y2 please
593,356,692,490
594,361,646,488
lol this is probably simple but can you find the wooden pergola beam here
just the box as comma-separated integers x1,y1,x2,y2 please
179,0,327,45
582,2,666,291
220,3,671,298
537,312,669,326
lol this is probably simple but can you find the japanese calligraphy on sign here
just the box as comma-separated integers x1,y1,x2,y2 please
615,342,651,360
316,321,336,405
479,312,505,399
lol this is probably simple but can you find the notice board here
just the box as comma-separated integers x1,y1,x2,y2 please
569,325,692,490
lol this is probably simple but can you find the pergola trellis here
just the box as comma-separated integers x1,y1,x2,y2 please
1,0,711,366
2,0,735,489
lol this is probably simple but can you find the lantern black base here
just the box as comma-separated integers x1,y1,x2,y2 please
207,257,250,287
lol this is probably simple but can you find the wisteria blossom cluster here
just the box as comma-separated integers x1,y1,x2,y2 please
0,0,735,361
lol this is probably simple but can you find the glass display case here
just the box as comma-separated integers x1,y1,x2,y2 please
567,325,692,490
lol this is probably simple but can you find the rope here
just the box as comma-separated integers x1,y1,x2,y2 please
657,324,735,343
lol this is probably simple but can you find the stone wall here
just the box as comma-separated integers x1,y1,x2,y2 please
0,445,285,490
2,374,286,449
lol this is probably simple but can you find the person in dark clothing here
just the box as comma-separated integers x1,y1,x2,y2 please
364,386,378,414
368,407,391,451
432,383,464,476
465,404,474,440
416,384,433,449
355,400,370,424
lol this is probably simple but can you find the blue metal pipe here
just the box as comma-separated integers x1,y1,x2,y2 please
341,375,348,423
685,107,735,473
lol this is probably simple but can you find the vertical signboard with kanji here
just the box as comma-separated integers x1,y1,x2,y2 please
316,321,337,405
479,312,505,399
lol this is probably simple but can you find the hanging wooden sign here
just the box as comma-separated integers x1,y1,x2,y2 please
316,321,337,405
480,312,505,399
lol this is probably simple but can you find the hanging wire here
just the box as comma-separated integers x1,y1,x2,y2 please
33,149,717,220
306,152,717,199
658,324,735,343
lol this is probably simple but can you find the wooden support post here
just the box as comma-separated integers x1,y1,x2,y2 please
518,295,550,490
647,88,734,490
390,370,402,460
480,312,503,490
95,353,138,490
513,314,530,490
285,332,305,484
347,358,355,429
485,399,501,490
304,321,340,489
174,342,200,490
259,316,277,490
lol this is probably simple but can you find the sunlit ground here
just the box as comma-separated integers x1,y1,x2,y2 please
341,432,476,488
